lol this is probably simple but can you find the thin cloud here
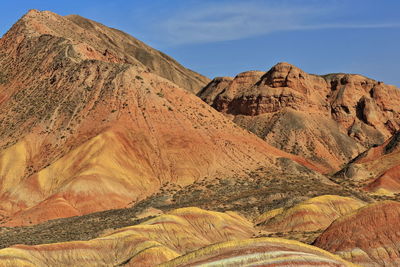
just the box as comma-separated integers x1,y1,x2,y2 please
150,2,400,46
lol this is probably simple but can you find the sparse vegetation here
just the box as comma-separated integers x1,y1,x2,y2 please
0,72,8,84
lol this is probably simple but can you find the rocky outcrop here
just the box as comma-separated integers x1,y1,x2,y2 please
314,201,400,267
199,62,400,172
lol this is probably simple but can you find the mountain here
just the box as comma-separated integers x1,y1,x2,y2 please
1,10,209,93
2,8,400,267
198,62,400,173
0,10,326,227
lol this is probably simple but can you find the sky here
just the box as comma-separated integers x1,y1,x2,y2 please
2,0,400,86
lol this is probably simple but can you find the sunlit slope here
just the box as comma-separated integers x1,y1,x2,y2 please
160,237,358,267
0,207,255,266
256,195,365,232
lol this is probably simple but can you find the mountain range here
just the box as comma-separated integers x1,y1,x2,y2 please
0,10,399,267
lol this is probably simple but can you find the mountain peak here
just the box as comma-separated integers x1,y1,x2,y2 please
2,10,209,93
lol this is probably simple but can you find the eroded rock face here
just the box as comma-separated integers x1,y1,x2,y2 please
0,10,321,226
199,62,400,172
314,201,400,267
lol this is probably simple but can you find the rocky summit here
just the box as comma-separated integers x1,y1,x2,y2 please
0,9,399,267
199,62,400,173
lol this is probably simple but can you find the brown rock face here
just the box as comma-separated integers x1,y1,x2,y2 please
314,201,400,267
199,62,400,172
0,11,321,226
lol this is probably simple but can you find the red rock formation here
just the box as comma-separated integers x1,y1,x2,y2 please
314,201,400,267
199,62,400,172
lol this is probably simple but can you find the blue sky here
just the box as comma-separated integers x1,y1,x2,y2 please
2,0,400,86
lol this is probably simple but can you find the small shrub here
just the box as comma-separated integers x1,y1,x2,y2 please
0,72,7,84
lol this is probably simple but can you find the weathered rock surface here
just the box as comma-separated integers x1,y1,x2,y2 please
199,62,400,172
314,201,400,267
255,195,365,232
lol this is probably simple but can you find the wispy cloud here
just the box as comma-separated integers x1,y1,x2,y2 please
148,1,400,46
